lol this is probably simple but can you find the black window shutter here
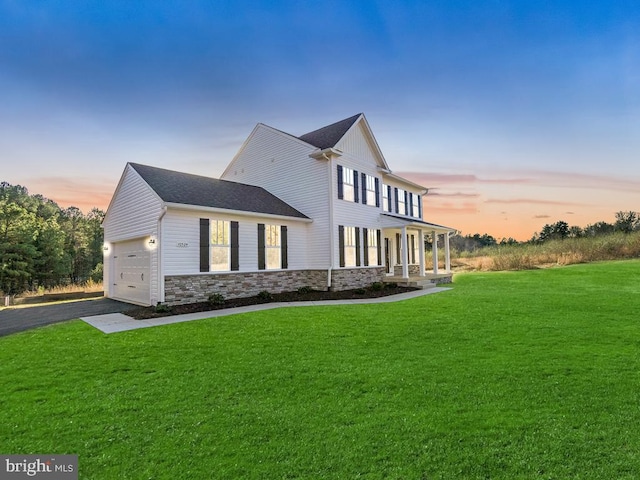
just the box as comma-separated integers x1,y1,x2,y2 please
375,178,380,207
199,218,209,272
395,233,401,265
376,229,382,266
409,193,414,217
338,225,345,267
281,225,288,269
404,190,409,215
354,170,359,203
257,223,265,270
363,227,369,266
337,165,344,200
230,221,239,271
361,173,367,205
417,195,422,219
355,227,361,266
387,185,392,212
394,188,399,214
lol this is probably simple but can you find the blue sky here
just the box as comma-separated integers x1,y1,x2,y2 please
1,0,639,239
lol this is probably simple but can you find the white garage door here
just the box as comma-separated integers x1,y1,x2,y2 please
112,239,151,305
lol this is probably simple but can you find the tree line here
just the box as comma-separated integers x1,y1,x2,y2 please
449,211,640,252
0,182,104,296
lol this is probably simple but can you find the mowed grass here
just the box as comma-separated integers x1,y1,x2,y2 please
1,261,640,479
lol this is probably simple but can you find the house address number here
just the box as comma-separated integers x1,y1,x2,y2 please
177,242,189,248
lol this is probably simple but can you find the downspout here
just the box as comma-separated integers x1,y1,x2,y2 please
325,152,335,290
157,205,168,303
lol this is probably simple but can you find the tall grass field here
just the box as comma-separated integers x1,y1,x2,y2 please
1,260,640,478
434,231,640,272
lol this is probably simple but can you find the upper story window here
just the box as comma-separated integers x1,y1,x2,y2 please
412,194,421,219
337,165,357,202
396,188,407,215
382,184,390,212
362,174,378,206
210,220,230,271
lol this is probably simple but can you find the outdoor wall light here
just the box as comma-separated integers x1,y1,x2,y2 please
149,238,156,245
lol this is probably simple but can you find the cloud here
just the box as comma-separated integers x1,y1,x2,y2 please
534,214,551,219
427,190,480,198
398,172,532,186
397,169,640,194
485,198,584,206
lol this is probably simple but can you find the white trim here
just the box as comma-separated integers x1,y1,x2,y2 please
164,202,313,223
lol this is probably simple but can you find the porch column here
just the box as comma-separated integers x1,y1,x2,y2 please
401,226,409,278
432,231,438,274
444,232,451,272
418,229,425,276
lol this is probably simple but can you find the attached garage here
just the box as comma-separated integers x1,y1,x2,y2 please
111,238,151,306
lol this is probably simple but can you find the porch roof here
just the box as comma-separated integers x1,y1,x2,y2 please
380,213,457,233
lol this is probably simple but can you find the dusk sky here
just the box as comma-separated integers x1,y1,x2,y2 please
1,0,639,240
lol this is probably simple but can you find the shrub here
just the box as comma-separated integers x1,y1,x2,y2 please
297,286,314,294
155,303,170,313
354,288,366,295
369,282,384,291
257,290,273,301
207,293,225,306
384,282,398,289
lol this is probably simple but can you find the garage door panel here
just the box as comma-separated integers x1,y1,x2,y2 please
112,239,151,305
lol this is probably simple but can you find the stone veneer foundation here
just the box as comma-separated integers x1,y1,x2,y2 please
163,267,386,306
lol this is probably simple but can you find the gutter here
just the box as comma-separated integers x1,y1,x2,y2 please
157,205,168,303
325,152,335,289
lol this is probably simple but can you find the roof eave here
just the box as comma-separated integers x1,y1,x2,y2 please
164,202,312,223
309,147,343,160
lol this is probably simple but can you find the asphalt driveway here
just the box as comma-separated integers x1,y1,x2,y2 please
0,298,134,337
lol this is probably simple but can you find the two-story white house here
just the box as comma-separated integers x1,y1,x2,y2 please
102,113,455,306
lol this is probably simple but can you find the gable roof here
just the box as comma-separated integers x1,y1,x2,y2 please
129,163,309,219
298,113,362,149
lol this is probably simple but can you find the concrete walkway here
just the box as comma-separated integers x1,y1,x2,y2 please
82,287,452,334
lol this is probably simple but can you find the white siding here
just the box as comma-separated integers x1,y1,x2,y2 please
103,165,163,304
103,166,164,241
162,208,310,276
222,124,331,268
335,122,384,169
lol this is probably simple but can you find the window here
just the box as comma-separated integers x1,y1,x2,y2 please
412,194,420,218
258,224,288,270
211,220,230,271
344,226,357,267
342,167,355,202
397,188,406,215
364,174,377,206
410,234,417,264
367,229,380,266
382,184,390,212
265,224,281,270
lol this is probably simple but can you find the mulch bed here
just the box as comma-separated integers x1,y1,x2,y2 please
127,284,418,320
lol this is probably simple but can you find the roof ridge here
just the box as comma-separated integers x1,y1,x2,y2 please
297,113,363,149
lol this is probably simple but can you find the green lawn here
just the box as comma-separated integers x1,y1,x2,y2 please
2,260,640,479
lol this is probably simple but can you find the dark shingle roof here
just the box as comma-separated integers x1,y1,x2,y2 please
298,113,362,149
130,163,309,219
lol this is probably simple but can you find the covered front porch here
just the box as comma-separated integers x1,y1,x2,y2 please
380,214,456,284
